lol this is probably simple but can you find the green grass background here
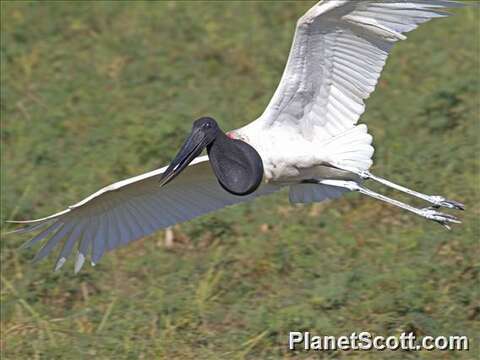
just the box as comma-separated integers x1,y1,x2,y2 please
1,1,479,359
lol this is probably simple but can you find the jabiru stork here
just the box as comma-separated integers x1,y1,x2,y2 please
8,0,465,272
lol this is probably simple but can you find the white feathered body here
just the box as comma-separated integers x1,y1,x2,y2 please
233,121,372,184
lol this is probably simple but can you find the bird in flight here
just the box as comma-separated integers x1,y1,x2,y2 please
9,0,465,273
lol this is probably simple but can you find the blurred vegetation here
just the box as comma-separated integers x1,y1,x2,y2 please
1,1,479,359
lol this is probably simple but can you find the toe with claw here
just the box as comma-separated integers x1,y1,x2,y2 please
430,196,465,210
421,208,461,230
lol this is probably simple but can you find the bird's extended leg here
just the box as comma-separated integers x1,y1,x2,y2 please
318,179,461,230
329,165,464,211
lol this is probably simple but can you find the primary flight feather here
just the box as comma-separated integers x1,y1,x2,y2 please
9,0,465,272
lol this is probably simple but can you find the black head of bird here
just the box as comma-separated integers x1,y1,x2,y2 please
159,117,264,196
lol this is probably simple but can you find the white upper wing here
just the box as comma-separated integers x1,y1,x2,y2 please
9,156,280,272
254,0,462,141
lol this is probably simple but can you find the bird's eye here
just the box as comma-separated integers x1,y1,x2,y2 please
205,122,211,128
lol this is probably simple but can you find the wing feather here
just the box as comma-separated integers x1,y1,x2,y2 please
77,217,98,269
55,221,86,271
20,221,62,249
121,201,148,240
106,211,120,251
33,222,75,263
112,207,132,246
92,213,108,265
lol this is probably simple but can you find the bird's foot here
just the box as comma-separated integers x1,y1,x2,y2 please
428,196,465,211
420,208,461,230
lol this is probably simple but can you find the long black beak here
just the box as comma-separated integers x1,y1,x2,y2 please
159,116,263,195
159,128,210,187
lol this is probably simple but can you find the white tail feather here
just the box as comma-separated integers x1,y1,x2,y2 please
322,124,374,171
